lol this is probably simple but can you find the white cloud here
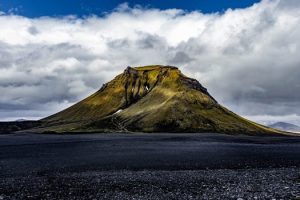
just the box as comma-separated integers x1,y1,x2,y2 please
0,0,300,125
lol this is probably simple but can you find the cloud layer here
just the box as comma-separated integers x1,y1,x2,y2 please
0,0,300,125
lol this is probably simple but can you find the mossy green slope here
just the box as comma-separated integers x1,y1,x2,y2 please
41,65,285,135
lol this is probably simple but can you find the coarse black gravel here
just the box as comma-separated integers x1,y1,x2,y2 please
0,133,300,199
0,168,299,200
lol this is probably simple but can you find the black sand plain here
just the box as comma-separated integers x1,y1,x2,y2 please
0,133,300,199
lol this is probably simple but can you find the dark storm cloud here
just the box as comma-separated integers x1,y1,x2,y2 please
169,51,193,64
0,0,299,125
136,34,167,49
28,26,39,35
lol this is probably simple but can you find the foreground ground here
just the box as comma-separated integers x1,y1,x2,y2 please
0,133,300,199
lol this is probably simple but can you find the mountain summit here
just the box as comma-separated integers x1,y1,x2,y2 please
39,65,283,135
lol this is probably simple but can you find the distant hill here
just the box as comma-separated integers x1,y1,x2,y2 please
0,121,42,134
15,119,28,122
269,122,300,133
28,65,286,135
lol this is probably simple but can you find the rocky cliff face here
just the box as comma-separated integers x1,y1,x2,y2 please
39,65,284,135
123,66,216,106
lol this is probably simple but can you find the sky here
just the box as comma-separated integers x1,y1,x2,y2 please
0,0,300,126
0,0,261,17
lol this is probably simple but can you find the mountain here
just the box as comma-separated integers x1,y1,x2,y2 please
30,65,286,135
269,122,300,133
